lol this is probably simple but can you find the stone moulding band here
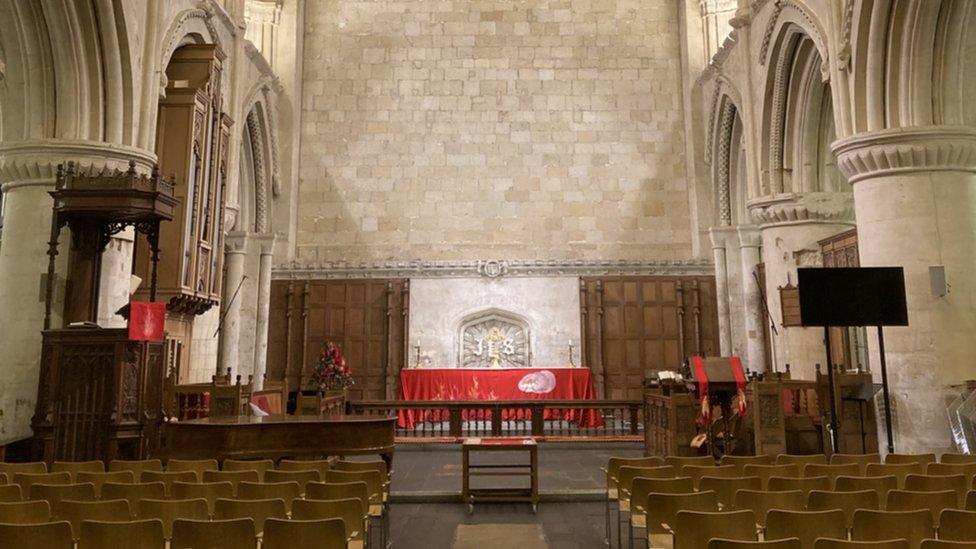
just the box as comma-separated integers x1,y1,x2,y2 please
272,258,714,280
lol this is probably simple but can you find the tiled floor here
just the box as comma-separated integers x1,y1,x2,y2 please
380,442,643,548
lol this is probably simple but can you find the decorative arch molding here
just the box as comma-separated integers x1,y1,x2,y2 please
160,8,223,73
713,95,739,226
758,0,831,83
704,74,744,167
245,108,270,233
242,79,282,197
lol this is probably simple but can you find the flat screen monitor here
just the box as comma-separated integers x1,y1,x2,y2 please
798,267,908,327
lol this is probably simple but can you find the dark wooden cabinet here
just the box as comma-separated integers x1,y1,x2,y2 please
32,328,167,463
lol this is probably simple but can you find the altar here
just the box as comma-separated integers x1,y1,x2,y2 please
398,367,601,428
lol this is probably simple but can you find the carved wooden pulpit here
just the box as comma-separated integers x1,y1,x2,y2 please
31,161,177,463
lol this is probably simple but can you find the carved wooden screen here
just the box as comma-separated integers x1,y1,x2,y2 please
581,276,719,400
819,229,862,369
268,279,408,400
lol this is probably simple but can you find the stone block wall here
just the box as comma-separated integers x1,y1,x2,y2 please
298,0,691,262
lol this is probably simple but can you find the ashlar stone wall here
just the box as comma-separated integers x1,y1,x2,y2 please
298,0,692,262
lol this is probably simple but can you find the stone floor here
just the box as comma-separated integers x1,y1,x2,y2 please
389,501,608,549
389,442,644,496
375,442,643,548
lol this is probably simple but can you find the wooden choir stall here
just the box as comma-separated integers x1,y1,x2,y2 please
644,358,878,458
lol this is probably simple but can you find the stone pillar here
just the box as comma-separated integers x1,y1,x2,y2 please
219,232,249,380
0,141,155,444
737,225,766,373
833,126,976,453
751,194,854,379
709,227,733,355
97,228,135,328
251,235,276,391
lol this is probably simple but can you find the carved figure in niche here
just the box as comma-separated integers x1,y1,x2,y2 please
461,316,528,369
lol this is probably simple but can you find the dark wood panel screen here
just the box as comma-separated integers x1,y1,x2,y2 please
581,276,719,400
267,279,408,400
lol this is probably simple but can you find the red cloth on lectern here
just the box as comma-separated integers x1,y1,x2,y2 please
128,301,166,341
398,368,602,429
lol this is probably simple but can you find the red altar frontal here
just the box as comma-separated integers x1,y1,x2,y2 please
398,367,602,428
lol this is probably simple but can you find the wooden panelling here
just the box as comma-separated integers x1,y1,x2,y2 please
581,276,719,400
268,279,407,400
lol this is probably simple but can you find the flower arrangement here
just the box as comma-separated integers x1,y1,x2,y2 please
310,341,354,392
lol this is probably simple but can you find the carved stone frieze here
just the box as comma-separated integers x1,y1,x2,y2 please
832,126,976,183
748,192,855,227
273,258,714,280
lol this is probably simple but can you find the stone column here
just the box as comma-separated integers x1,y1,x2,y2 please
751,194,855,379
251,235,276,391
97,228,135,328
0,141,155,444
709,227,733,355
219,232,249,380
833,126,976,453
737,225,766,373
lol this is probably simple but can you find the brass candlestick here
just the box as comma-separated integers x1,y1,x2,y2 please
568,341,576,367
415,344,421,368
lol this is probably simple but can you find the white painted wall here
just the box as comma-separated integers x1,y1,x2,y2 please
408,277,582,369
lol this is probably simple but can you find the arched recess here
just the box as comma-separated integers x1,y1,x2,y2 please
760,23,842,197
847,0,976,132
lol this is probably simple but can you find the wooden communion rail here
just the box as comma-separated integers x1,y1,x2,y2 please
346,399,645,441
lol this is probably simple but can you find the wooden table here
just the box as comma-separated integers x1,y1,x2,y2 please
462,437,538,514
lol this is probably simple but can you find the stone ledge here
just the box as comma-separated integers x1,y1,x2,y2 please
832,126,976,183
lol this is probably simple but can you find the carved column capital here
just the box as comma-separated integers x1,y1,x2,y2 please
253,233,276,256
224,231,250,254
832,125,976,183
708,226,737,250
747,191,854,228
0,139,157,191
736,225,762,248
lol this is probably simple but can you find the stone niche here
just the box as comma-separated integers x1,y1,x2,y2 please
409,277,581,368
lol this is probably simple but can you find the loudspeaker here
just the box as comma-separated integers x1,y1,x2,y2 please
798,267,908,327
929,266,947,297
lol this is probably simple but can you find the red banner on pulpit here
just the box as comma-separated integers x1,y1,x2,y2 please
128,301,166,341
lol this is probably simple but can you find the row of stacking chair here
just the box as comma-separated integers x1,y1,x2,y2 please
604,454,976,549
0,516,349,549
0,457,390,548
0,491,368,546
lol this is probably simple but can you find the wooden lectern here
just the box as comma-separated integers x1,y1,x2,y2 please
688,356,748,458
